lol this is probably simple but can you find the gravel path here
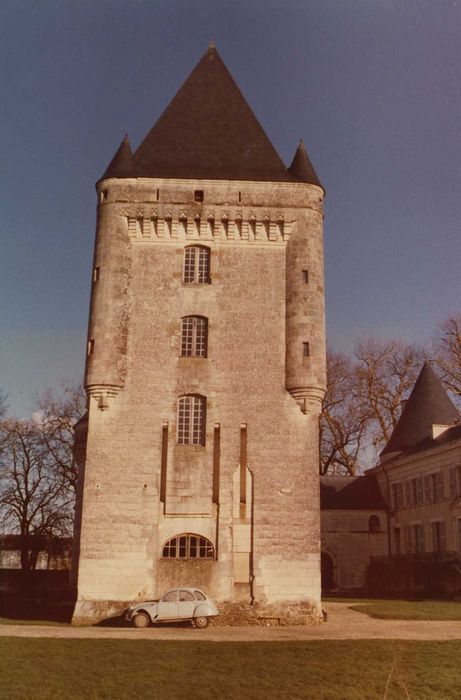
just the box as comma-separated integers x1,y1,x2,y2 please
1,603,461,641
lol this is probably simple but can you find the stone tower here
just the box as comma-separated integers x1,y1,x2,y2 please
72,46,326,624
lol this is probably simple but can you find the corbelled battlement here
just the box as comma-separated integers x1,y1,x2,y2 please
125,212,292,243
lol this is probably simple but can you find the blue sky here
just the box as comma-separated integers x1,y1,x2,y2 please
1,0,460,416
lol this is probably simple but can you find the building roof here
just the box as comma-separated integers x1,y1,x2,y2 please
288,139,323,189
381,362,461,457
100,46,321,185
100,135,134,180
320,475,387,510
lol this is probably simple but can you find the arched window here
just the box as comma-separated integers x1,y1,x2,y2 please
369,515,381,533
177,394,206,445
183,245,210,284
181,316,208,357
162,534,214,559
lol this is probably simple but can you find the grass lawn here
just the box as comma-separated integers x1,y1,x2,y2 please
349,600,461,621
1,639,461,699
323,597,461,620
0,616,68,626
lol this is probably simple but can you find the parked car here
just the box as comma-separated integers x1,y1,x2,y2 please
125,587,219,628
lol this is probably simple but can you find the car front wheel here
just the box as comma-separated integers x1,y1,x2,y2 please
132,612,150,628
194,616,209,629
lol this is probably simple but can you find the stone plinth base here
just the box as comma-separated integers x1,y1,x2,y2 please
72,599,130,626
72,599,323,626
214,601,323,626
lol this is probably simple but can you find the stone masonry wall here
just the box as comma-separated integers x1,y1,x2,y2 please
321,510,389,591
73,177,325,624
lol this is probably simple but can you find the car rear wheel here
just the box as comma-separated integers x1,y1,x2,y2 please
133,612,150,628
194,616,209,629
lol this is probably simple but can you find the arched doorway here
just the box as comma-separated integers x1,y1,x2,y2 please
321,552,335,591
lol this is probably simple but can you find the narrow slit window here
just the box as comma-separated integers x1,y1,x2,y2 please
93,267,100,283
303,342,310,357
183,245,211,284
177,394,206,445
87,339,95,356
302,270,309,283
181,316,208,357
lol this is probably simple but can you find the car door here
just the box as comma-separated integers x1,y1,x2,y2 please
177,589,195,619
157,589,178,620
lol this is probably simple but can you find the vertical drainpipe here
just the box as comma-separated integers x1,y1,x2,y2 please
249,466,255,606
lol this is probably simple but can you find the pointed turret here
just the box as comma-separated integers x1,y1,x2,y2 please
132,46,296,182
381,362,460,457
288,139,323,189
100,134,134,180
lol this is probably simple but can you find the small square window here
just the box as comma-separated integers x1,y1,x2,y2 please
302,342,310,357
302,270,309,283
194,190,204,202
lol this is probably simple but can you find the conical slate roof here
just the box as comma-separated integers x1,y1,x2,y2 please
288,139,323,189
381,362,460,456
132,46,298,182
101,135,133,179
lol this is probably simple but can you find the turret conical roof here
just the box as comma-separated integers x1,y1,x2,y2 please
100,135,133,180
288,139,323,189
132,46,297,182
381,362,460,456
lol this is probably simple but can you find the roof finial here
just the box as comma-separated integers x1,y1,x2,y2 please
209,39,216,50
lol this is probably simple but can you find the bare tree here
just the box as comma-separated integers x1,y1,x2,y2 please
431,314,461,400
354,339,425,458
0,419,74,572
0,391,6,419
34,384,86,493
0,384,86,572
320,340,425,474
320,351,369,475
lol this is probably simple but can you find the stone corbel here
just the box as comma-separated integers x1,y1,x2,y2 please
288,386,325,414
86,385,121,411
